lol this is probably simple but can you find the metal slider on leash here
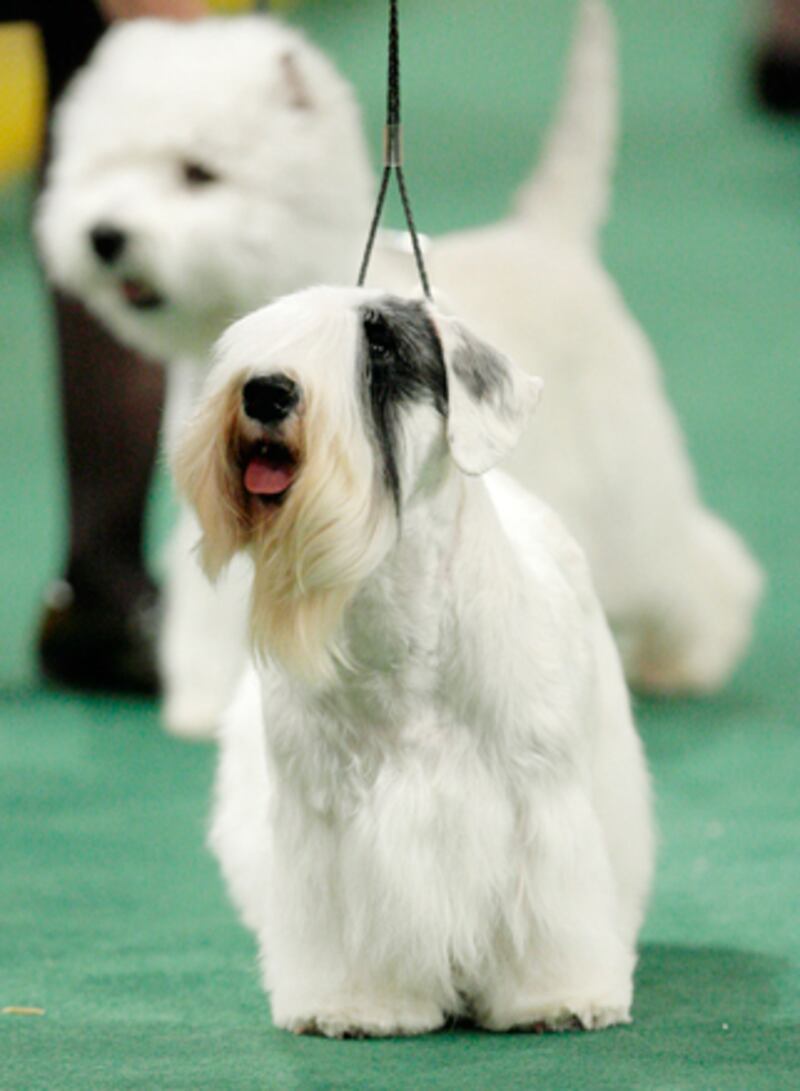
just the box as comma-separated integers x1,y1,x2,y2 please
383,123,403,167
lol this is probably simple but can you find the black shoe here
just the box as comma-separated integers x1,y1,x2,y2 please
754,46,800,115
37,580,160,696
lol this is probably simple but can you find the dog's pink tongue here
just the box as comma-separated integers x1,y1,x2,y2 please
244,453,294,496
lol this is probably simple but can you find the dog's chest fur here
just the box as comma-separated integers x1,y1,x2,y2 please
265,653,517,950
263,498,471,807
260,476,588,866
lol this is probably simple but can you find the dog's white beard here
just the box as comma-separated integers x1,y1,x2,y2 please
249,426,396,684
175,377,397,683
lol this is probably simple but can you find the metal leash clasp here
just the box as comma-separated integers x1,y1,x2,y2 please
383,123,403,167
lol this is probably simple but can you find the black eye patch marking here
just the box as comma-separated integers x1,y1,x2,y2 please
181,161,219,186
363,309,396,355
362,299,446,407
359,298,447,510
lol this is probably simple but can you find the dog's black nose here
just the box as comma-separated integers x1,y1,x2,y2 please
242,375,300,425
89,224,126,265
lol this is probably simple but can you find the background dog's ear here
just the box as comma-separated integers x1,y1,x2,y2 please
171,386,250,580
431,312,543,475
279,51,313,110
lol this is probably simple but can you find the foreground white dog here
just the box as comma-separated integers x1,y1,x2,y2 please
36,3,761,737
174,286,654,1036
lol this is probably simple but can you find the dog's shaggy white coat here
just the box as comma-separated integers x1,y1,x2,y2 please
175,285,654,1036
36,3,762,737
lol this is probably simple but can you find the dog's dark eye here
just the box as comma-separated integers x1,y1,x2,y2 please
363,311,397,367
181,161,218,186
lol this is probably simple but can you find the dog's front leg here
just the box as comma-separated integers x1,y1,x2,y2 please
261,799,446,1039
474,780,636,1033
269,974,446,1041
160,506,251,739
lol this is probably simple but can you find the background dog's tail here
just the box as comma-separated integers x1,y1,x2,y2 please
513,0,617,246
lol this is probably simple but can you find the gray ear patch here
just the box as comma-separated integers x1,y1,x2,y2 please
431,310,543,476
451,338,509,403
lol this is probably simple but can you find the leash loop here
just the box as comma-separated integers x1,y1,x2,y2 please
357,0,432,300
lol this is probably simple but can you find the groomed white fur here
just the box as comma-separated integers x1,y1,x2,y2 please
36,2,762,737
175,285,654,1037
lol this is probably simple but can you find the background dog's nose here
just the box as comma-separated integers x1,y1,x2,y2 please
242,375,300,425
89,225,126,265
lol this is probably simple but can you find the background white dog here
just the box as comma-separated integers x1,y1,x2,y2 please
174,285,655,1037
36,2,762,737
36,15,373,367
36,14,375,732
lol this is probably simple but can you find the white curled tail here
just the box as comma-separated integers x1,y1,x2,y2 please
514,0,618,246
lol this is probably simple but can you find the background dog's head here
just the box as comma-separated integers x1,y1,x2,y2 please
35,16,373,362
173,286,541,680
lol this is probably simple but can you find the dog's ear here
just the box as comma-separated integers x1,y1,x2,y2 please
279,51,313,110
171,384,250,579
430,310,543,475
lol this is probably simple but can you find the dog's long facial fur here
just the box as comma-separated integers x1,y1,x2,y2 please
174,287,540,681
175,289,392,680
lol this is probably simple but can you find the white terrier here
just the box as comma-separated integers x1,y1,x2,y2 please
36,3,761,737
173,285,655,1037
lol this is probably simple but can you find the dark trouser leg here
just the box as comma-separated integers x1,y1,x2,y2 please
755,0,800,114
56,292,163,611
38,293,166,693
27,0,166,692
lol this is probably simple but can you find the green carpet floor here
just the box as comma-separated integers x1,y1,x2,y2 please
1,1,798,1087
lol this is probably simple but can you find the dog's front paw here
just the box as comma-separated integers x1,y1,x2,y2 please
479,989,631,1034
274,994,445,1039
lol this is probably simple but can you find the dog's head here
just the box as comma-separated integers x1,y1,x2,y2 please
173,286,541,680
35,16,373,361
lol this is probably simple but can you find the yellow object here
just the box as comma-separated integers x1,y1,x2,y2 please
209,1,253,10
0,23,46,178
209,2,299,11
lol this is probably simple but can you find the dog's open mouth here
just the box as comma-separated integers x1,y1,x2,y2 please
120,277,165,311
243,441,297,505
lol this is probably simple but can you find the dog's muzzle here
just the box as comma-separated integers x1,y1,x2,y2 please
241,375,301,502
88,223,165,311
